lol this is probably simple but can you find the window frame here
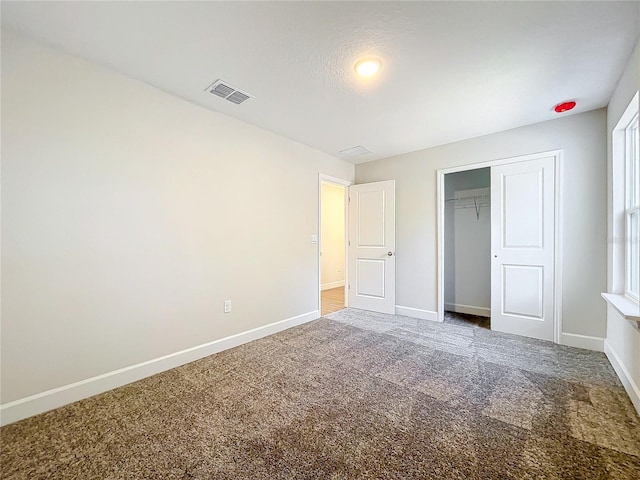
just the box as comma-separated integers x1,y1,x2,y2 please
604,91,639,323
624,113,639,302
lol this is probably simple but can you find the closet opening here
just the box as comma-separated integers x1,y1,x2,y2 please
438,151,560,342
443,167,491,330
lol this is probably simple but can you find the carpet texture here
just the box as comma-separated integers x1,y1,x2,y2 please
1,308,639,479
444,310,490,330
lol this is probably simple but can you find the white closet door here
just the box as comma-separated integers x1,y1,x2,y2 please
491,157,555,341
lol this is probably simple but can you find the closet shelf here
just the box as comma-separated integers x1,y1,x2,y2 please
445,194,490,203
446,194,490,219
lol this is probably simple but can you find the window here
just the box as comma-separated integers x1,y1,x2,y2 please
603,91,640,322
625,113,639,301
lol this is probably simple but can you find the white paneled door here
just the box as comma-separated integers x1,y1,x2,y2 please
348,180,396,314
491,157,555,341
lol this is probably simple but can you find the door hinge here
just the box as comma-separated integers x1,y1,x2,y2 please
348,240,351,246
348,285,351,290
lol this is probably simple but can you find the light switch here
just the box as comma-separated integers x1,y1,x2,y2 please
311,235,318,244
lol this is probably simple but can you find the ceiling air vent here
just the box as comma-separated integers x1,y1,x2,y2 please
206,80,252,105
339,145,373,158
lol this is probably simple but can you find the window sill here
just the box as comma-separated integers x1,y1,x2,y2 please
601,293,640,328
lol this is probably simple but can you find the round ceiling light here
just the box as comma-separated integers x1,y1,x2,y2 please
355,58,381,78
554,101,576,113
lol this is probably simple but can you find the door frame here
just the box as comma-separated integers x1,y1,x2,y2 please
436,150,563,344
318,174,352,314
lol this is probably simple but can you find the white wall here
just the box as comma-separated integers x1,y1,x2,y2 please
320,183,345,289
0,31,354,409
444,169,491,316
356,109,607,341
605,37,640,414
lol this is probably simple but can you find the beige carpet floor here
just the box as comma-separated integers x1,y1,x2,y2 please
1,308,639,479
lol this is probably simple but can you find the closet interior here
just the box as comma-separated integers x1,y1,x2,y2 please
443,167,491,329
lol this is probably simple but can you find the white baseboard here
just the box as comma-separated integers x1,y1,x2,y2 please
444,303,490,318
604,340,640,416
0,310,320,427
321,280,345,291
560,332,605,352
395,305,438,322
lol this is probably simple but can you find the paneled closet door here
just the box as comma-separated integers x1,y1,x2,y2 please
491,156,555,341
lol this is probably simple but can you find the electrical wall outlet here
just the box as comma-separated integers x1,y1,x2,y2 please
224,300,231,313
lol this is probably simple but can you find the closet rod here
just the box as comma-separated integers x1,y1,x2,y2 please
445,194,490,202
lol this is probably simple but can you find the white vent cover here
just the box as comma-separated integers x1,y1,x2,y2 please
206,80,252,105
339,145,373,158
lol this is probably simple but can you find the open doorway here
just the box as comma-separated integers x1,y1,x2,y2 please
320,180,347,315
443,168,491,329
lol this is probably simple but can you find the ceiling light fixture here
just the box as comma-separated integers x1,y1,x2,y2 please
355,58,381,78
554,101,576,113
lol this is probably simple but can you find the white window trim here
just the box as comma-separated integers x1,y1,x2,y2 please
624,114,639,301
603,91,640,327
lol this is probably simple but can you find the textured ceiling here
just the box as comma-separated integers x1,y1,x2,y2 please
2,1,639,163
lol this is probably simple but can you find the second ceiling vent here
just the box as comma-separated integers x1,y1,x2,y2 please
339,145,373,158
206,80,252,105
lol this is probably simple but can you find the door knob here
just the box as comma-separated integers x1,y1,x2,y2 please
387,251,393,256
